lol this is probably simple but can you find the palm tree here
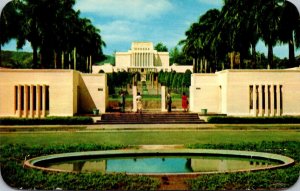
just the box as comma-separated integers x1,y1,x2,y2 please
10,0,105,71
15,0,46,68
279,0,299,67
0,1,21,66
179,22,202,73
198,9,222,72
259,0,284,69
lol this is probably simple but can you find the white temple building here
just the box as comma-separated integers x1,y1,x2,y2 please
92,42,193,74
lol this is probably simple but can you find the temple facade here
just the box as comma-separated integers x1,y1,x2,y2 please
92,42,193,75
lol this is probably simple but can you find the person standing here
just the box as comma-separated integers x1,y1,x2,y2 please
136,92,142,113
121,91,126,113
166,91,172,112
182,92,189,112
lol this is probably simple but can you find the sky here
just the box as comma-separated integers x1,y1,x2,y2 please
1,0,300,58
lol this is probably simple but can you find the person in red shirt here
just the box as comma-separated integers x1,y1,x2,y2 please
182,92,189,112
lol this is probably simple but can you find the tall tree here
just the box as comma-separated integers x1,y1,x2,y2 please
259,0,283,69
6,0,105,71
154,42,168,52
0,1,21,66
279,1,299,67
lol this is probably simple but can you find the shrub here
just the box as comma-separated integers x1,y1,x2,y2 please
0,144,160,190
207,116,300,124
0,116,93,125
186,141,300,190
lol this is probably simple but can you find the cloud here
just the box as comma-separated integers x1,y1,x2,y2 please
75,0,173,20
99,20,145,43
198,0,223,6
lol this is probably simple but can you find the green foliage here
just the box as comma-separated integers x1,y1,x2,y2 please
186,141,300,190
96,55,115,66
154,42,168,52
0,50,33,68
158,70,191,91
207,116,300,124
0,116,93,125
107,71,132,95
169,46,192,65
0,144,159,190
1,0,105,70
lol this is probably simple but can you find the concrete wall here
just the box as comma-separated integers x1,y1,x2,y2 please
190,73,220,113
169,64,193,73
78,73,107,114
92,64,114,74
190,68,300,116
0,69,76,117
0,69,107,118
115,52,130,69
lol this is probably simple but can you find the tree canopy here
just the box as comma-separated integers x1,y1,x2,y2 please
180,0,300,72
154,42,168,52
0,0,105,71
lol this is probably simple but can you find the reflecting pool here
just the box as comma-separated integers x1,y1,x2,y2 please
36,155,281,174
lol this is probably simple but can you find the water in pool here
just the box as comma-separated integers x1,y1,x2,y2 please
37,155,280,174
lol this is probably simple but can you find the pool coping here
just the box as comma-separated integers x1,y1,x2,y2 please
23,148,295,175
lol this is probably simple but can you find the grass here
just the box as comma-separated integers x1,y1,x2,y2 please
1,130,300,146
1,127,299,190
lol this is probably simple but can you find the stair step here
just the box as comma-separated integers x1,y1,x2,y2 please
96,113,205,124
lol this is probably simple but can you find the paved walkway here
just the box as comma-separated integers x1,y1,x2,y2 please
1,123,300,132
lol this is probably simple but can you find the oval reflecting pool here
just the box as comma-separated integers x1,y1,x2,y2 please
25,149,295,175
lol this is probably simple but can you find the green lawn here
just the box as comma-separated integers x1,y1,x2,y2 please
1,130,300,146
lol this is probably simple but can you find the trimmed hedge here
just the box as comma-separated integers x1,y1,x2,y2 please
0,116,94,125
186,141,300,190
207,116,300,124
0,144,160,190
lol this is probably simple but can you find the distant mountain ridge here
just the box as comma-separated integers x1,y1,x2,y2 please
0,50,33,68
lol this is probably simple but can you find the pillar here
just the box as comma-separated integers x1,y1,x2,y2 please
150,53,152,66
277,84,281,116
161,86,167,112
147,53,149,67
36,85,41,118
17,85,22,117
142,52,144,67
133,53,135,67
259,85,263,117
253,85,257,117
265,85,269,117
136,53,138,67
30,85,34,118
138,52,140,67
24,85,29,118
132,85,137,112
42,85,46,117
270,85,274,116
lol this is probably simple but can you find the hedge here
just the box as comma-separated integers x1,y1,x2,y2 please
207,116,300,124
0,116,94,125
186,141,300,190
0,144,160,190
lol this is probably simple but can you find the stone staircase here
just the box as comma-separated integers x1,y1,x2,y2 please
96,112,205,124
